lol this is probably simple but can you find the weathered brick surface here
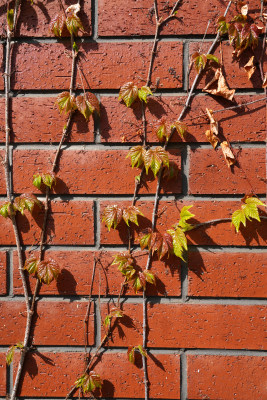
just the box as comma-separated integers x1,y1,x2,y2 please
0,353,6,396
100,200,267,246
0,201,94,245
98,0,261,36
189,147,265,194
188,251,267,298
0,252,7,295
0,1,92,37
102,303,266,349
16,352,180,398
189,41,266,89
11,42,183,90
187,355,267,400
13,250,181,297
13,149,181,194
0,301,94,346
100,94,266,143
0,97,94,143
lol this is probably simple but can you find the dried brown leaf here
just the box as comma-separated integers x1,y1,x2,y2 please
221,141,236,167
203,68,235,101
205,130,219,149
244,56,256,80
206,108,219,136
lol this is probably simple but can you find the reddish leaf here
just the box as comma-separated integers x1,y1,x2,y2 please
139,229,152,250
119,82,138,107
37,259,60,285
122,206,143,226
102,205,123,231
41,173,56,189
171,121,188,139
66,13,84,36
76,92,100,121
143,270,156,285
143,147,169,177
153,118,169,142
14,194,41,215
75,371,102,393
50,14,66,37
191,52,207,73
126,145,145,168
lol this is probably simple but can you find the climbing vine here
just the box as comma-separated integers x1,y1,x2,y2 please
0,0,266,398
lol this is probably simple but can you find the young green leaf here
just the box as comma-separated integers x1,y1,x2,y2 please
231,196,266,232
7,9,14,31
75,371,102,393
76,92,100,121
143,270,156,285
217,16,229,35
133,276,144,293
153,118,169,142
126,146,145,168
171,121,188,139
112,252,133,270
33,174,42,190
6,343,24,366
128,345,147,364
37,259,60,285
178,205,195,232
0,202,14,218
102,205,123,231
66,13,84,36
122,206,143,226
191,52,207,73
143,147,169,177
104,315,111,328
206,54,219,64
24,256,39,275
56,91,76,114
138,86,153,103
167,227,187,261
119,82,138,107
50,14,66,37
41,173,56,189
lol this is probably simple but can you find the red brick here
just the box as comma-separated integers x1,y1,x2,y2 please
11,42,183,90
100,94,266,143
16,352,180,398
0,301,94,346
13,251,181,297
13,149,181,195
0,1,91,37
104,303,267,349
0,200,94,245
189,41,266,89
98,0,261,36
188,251,267,297
0,353,6,396
0,97,94,143
188,355,267,400
100,200,267,246
0,253,7,295
189,147,265,194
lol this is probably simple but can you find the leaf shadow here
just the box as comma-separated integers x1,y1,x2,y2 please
148,352,165,371
56,268,78,295
187,248,206,280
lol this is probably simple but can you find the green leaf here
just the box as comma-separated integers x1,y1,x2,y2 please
7,9,14,31
133,276,143,293
33,174,42,190
138,86,153,103
206,54,219,64
76,371,102,393
167,227,187,261
56,91,76,114
73,41,79,53
41,173,56,189
143,147,169,177
128,347,135,364
171,121,188,139
136,344,147,358
37,259,60,285
6,346,15,366
143,270,156,285
153,118,169,142
232,208,246,233
104,315,111,328
0,202,13,218
126,146,145,168
24,256,39,275
191,52,207,73
217,16,229,35
231,196,266,233
178,205,195,231
119,82,138,107
139,229,152,250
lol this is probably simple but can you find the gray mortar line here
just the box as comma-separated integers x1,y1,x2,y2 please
92,0,98,41
182,41,189,92
94,200,100,248
180,350,187,400
7,250,13,296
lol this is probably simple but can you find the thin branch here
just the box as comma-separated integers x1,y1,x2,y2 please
84,258,97,355
186,97,267,122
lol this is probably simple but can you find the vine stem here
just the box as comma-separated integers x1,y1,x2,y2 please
141,2,233,400
84,258,97,355
11,16,78,399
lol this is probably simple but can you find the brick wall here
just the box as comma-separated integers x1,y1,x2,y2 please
0,0,266,399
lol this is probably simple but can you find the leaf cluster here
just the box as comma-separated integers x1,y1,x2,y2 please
104,307,124,328
232,196,266,232
0,194,41,219
153,118,188,141
56,91,100,121
127,145,169,177
191,52,219,73
119,82,153,107
75,371,102,393
24,256,60,285
102,205,143,231
217,4,262,56
33,173,56,190
50,4,84,37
